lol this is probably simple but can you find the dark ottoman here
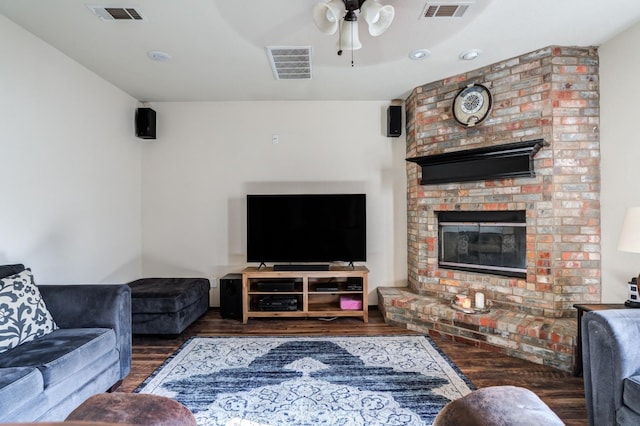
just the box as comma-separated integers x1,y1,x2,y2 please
66,393,197,425
433,386,563,426
128,277,210,335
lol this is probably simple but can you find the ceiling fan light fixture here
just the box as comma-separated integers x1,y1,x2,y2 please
340,20,362,51
459,49,481,60
361,0,395,36
314,0,395,57
312,0,345,34
409,49,431,60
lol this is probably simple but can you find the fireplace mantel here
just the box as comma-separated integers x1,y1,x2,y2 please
406,139,547,185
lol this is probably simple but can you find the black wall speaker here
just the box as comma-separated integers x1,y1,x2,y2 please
220,273,243,321
135,107,156,139
387,105,402,137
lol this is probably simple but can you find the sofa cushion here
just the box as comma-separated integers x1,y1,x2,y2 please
0,367,44,416
0,264,25,279
0,328,116,387
128,278,210,313
624,375,640,416
0,269,58,354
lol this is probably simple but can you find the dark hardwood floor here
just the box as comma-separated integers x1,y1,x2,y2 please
119,308,587,425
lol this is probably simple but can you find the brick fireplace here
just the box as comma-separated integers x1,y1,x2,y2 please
378,46,600,372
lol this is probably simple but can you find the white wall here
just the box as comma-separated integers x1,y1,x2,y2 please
141,101,407,305
600,20,640,302
0,15,142,283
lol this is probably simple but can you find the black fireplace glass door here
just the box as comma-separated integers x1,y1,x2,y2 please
439,222,526,277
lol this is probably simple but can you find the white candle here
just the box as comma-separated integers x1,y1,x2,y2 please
462,297,471,309
475,292,485,309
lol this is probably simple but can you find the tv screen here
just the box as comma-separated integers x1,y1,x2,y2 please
246,194,366,264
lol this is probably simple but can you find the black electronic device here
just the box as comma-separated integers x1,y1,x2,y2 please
316,285,340,292
258,295,298,311
345,277,363,291
135,107,156,139
387,105,402,137
273,264,330,271
220,273,242,320
246,194,366,265
257,281,295,292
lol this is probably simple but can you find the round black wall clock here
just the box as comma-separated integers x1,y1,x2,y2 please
452,83,492,127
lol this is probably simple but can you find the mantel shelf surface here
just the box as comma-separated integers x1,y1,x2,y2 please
406,139,547,185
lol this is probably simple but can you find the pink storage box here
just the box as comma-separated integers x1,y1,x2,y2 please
340,295,362,310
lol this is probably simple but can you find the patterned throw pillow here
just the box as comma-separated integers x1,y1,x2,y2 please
0,269,58,354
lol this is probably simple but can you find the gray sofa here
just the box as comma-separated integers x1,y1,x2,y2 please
0,264,131,422
582,309,640,426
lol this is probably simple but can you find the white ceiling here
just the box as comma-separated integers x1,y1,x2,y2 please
2,0,640,102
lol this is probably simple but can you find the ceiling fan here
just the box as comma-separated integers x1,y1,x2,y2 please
312,0,395,55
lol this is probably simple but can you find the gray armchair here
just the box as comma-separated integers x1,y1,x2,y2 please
582,309,640,425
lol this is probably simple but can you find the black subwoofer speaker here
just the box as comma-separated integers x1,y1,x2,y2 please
220,273,243,320
135,107,156,139
387,105,402,137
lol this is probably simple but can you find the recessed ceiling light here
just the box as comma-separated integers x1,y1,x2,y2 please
409,49,431,61
458,49,481,60
147,50,171,62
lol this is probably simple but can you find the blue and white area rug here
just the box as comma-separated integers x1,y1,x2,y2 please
135,335,474,426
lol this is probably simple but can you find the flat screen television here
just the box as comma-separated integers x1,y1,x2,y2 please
246,194,366,265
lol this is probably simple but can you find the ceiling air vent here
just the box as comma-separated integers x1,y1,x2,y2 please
421,1,472,18
88,5,146,21
266,46,312,80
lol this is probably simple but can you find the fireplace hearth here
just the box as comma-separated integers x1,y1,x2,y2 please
438,210,526,278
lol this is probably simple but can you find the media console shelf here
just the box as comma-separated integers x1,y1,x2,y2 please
241,266,368,324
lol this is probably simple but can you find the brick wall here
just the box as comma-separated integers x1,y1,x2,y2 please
405,46,601,318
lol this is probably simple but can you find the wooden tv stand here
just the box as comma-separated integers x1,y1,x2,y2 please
241,266,368,324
